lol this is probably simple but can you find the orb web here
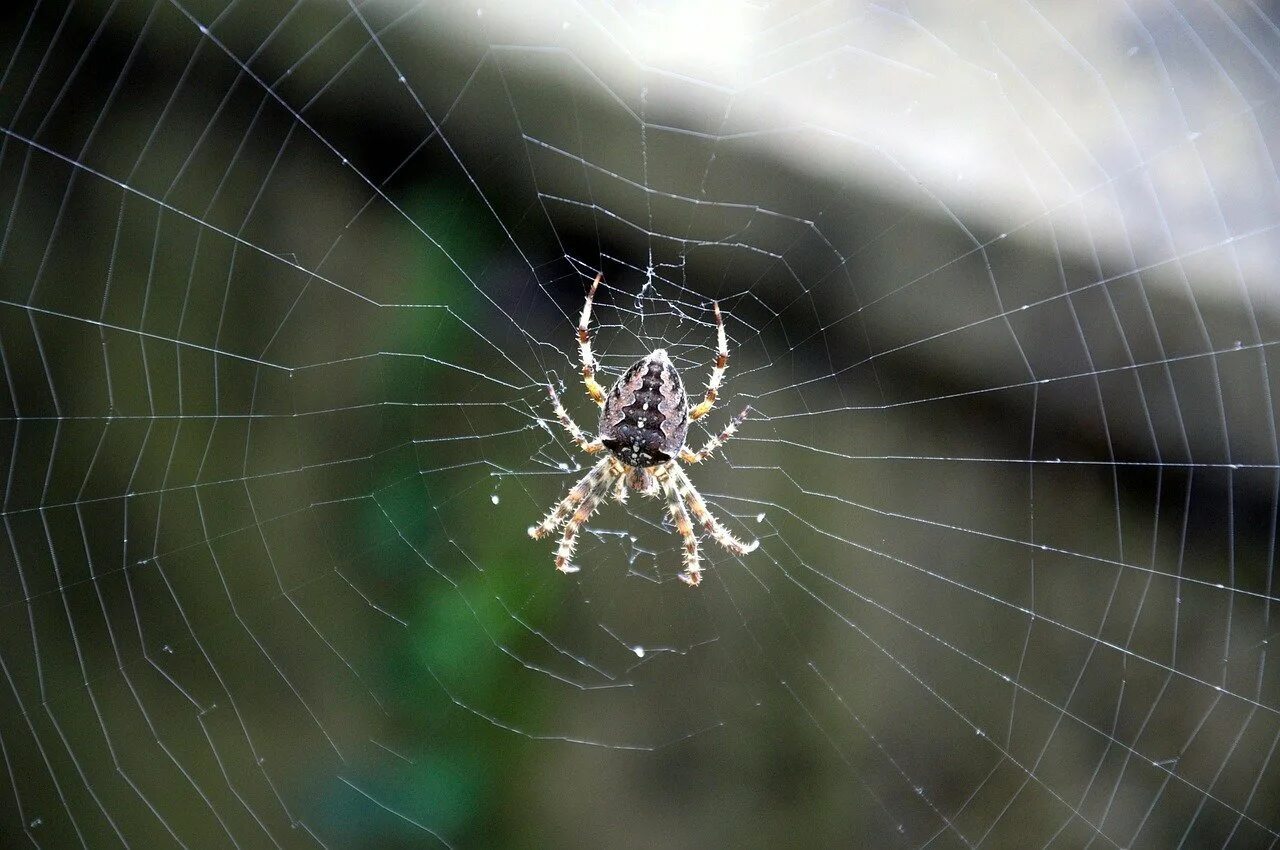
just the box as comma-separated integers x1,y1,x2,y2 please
2,1,1279,847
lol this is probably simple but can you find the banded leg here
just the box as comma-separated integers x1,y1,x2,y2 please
553,469,616,573
689,301,729,421
578,272,607,406
680,406,751,465
659,467,702,586
547,384,603,455
528,457,611,540
671,466,759,556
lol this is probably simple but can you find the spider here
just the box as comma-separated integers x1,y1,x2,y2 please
529,273,758,586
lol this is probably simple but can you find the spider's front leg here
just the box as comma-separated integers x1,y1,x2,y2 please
553,463,618,573
671,465,758,557
529,457,611,541
658,465,702,586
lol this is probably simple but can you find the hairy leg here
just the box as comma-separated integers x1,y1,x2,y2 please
689,301,729,421
671,466,758,556
528,457,611,540
680,406,751,464
553,468,615,573
658,466,702,586
578,272,607,406
547,384,603,455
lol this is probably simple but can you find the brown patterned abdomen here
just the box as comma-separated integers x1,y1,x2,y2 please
599,352,689,467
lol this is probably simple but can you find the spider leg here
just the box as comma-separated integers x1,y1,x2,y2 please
670,465,759,557
528,457,611,541
689,301,729,421
680,406,751,465
553,463,617,573
611,472,628,504
657,465,702,586
547,384,604,455
578,272,608,407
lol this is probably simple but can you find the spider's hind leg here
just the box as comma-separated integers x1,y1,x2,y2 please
689,301,730,422
578,273,608,407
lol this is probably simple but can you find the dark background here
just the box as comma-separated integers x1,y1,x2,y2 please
3,1,1280,847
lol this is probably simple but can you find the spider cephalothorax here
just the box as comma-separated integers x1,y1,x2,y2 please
528,273,758,586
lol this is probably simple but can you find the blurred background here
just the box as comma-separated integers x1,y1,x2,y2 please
3,1,1280,847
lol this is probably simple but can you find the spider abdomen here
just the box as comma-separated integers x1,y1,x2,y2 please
599,350,689,467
